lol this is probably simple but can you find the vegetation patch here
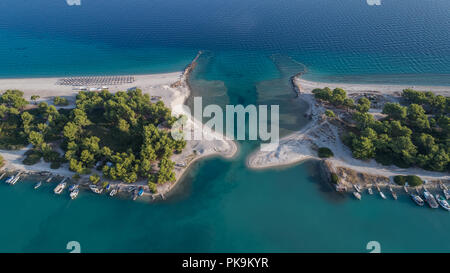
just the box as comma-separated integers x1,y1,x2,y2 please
314,87,449,172
318,147,334,158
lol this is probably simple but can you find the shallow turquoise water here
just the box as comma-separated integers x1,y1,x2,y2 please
0,0,450,252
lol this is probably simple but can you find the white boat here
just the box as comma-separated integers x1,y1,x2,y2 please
54,181,67,194
89,184,103,194
109,188,118,197
379,191,387,199
423,191,439,209
436,195,450,211
389,186,397,200
5,175,15,184
70,188,79,199
353,191,362,200
46,177,52,183
368,187,373,195
10,174,21,185
403,185,409,193
443,189,450,200
411,194,424,206
353,184,362,193
34,181,42,189
68,184,79,192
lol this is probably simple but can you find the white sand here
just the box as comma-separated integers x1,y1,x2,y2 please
0,65,237,195
248,76,450,182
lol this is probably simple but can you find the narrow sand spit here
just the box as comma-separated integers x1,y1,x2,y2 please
0,59,237,197
248,76,449,182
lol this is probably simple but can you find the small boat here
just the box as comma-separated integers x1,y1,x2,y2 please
109,188,118,197
423,191,439,209
0,173,5,179
353,191,362,200
34,181,42,189
411,194,425,206
443,189,450,200
68,184,79,192
54,181,67,194
105,183,111,191
436,194,450,211
391,191,398,200
368,187,373,195
89,185,103,194
5,175,15,184
353,184,362,193
70,188,79,200
389,186,397,200
132,189,138,201
379,191,387,199
10,174,21,185
46,177,52,183
403,185,409,193
138,187,144,196
375,183,381,192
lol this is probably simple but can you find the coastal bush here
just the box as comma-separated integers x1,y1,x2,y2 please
53,96,69,106
393,175,423,187
50,161,61,169
148,182,158,193
318,147,334,158
325,110,335,118
22,150,42,165
406,175,423,187
330,173,339,184
0,154,4,168
393,175,406,185
89,174,100,184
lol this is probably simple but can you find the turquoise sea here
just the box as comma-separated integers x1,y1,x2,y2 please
0,0,449,252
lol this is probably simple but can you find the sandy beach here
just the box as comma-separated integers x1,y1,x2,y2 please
0,55,237,197
248,76,449,183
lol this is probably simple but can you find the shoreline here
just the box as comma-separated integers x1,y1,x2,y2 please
248,75,449,186
0,52,238,200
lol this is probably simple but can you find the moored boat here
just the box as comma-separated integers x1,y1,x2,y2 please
368,187,373,195
138,187,144,196
389,186,397,200
68,184,79,192
109,188,118,197
436,194,450,211
54,181,67,194
353,184,362,193
379,191,387,199
10,174,21,185
70,188,79,199
404,185,409,193
34,181,42,189
5,175,15,184
423,191,439,209
411,194,424,206
353,191,362,200
89,184,103,194
443,189,450,200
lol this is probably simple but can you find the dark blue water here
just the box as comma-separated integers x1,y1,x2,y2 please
0,0,450,252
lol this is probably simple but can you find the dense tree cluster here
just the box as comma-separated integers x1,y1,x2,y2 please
341,89,449,172
62,89,186,186
0,88,186,187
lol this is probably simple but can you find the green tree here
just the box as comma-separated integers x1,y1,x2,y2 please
356,98,371,113
382,103,407,121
